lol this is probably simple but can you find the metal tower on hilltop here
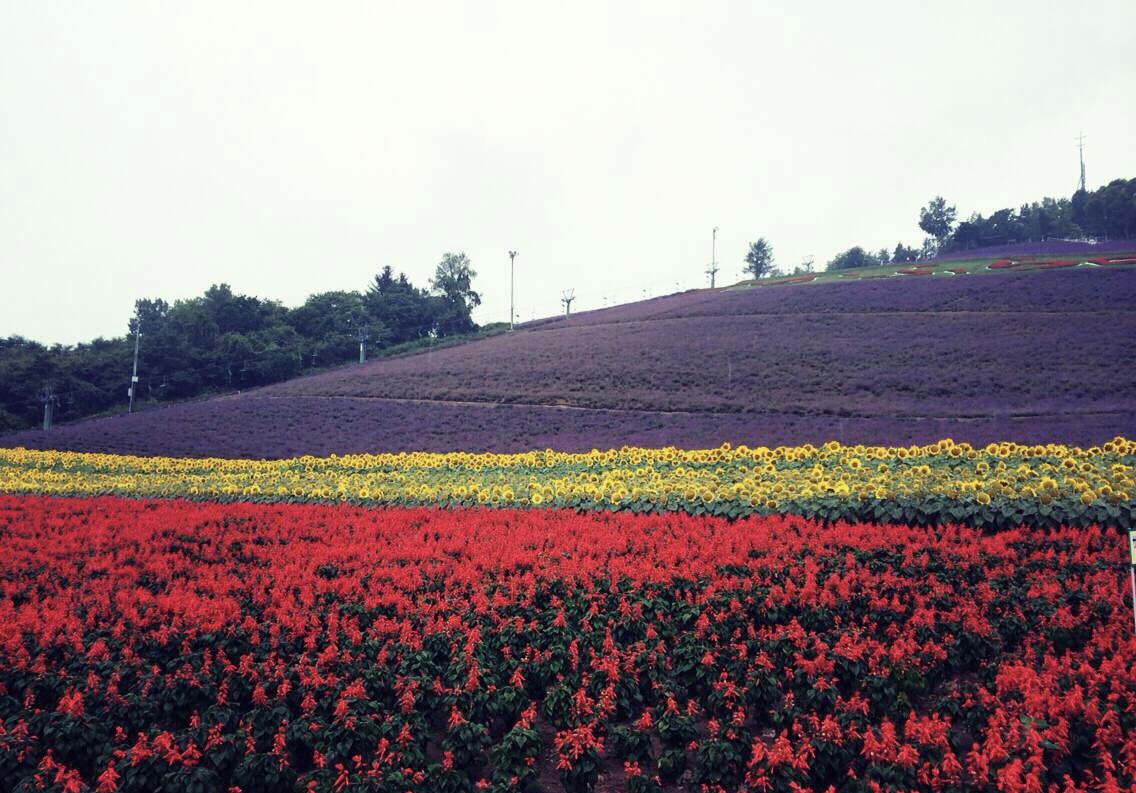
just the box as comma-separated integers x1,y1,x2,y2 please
1076,132,1087,192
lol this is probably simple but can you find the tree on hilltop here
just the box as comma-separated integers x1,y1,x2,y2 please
289,291,388,364
431,252,482,336
892,243,920,263
364,267,435,343
744,238,775,279
826,246,880,270
918,196,957,246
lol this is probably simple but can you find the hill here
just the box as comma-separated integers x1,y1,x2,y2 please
3,266,1135,458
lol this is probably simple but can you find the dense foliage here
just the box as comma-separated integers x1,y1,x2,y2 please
931,238,1136,262
1,496,1134,793
825,247,892,271
942,179,1136,253
827,178,1136,269
2,438,1132,531
0,260,487,432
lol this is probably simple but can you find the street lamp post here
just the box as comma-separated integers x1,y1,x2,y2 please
706,227,720,288
712,226,717,276
508,250,518,330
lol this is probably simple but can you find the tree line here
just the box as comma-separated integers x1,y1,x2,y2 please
0,253,487,432
827,178,1136,271
740,177,1136,277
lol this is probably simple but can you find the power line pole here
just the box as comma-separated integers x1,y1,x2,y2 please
128,315,141,413
1076,132,1086,192
508,250,518,330
561,289,576,318
356,325,370,363
705,226,719,288
40,384,57,431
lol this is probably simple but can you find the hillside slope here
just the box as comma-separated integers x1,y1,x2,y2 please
3,267,1135,457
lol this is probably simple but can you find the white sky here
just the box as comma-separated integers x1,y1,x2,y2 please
2,1,1134,344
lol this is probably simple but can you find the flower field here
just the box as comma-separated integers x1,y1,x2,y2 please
988,257,1136,272
2,495,1135,793
2,272,1135,791
3,267,1134,459
2,438,1132,531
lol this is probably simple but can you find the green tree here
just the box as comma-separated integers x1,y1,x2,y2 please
892,243,919,263
287,291,388,366
946,215,985,252
130,298,169,336
287,291,363,340
918,196,957,244
1074,178,1136,238
430,252,481,336
743,238,775,279
0,337,55,430
365,267,436,343
826,246,879,270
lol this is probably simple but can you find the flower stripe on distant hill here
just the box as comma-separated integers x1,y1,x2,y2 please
1,438,1132,530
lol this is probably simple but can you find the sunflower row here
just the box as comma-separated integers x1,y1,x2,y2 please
0,438,1132,529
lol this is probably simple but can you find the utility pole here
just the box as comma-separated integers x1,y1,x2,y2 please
40,385,57,431
356,326,370,363
561,289,576,318
1076,132,1087,192
705,226,719,288
508,250,518,330
128,315,141,413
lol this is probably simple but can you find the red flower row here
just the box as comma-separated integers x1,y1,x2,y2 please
0,495,1134,792
985,256,1136,271
768,275,818,285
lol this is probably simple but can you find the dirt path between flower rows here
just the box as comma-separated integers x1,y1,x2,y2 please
247,392,1133,424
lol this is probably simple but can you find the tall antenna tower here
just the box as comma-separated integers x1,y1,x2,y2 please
561,289,576,318
1076,132,1086,192
705,226,719,288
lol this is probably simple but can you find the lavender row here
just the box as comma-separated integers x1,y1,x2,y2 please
3,395,1132,458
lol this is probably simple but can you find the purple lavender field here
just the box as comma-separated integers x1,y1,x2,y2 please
3,267,1134,457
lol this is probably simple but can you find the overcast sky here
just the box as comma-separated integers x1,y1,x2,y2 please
2,1,1133,344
